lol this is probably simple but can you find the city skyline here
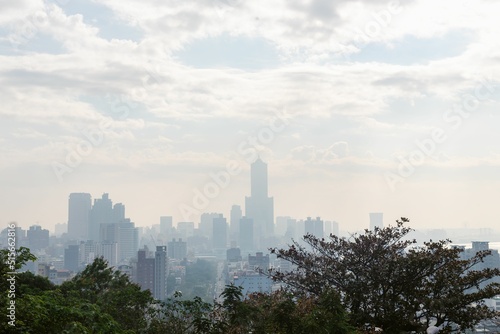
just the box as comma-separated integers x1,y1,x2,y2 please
2,1,500,232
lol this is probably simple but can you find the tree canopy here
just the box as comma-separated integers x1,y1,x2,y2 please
2,219,500,333
270,218,500,333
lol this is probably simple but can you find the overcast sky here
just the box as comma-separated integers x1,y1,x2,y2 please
2,0,500,233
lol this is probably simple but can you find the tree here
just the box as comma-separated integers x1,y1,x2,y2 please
270,218,500,333
60,257,155,333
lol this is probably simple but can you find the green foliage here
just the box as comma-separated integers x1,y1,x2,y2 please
6,220,496,334
0,251,153,333
150,293,215,333
270,218,500,332
60,257,155,332
177,259,217,301
150,284,354,334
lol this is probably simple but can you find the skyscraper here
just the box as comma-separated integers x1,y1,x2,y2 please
154,246,168,301
230,205,242,242
369,213,384,230
200,212,222,240
168,238,187,260
245,158,274,248
136,248,155,293
68,193,91,240
64,244,80,272
113,203,125,223
160,216,173,236
304,217,324,239
117,219,139,262
213,216,228,250
239,217,254,252
88,193,113,241
27,225,49,251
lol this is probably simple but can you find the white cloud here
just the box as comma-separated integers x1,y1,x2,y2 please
2,0,500,231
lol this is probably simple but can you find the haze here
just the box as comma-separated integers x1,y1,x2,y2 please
1,0,500,233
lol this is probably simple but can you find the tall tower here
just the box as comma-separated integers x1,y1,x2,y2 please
245,158,274,248
154,246,168,301
68,193,91,240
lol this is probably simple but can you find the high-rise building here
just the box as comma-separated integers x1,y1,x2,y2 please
239,217,254,252
275,216,291,236
226,247,242,262
332,221,339,236
113,203,125,223
64,244,80,272
213,217,228,250
98,218,138,263
79,240,97,266
248,252,270,271
68,193,91,240
285,218,297,240
200,212,222,240
304,217,324,239
27,225,49,251
117,219,139,262
89,193,113,241
98,242,118,266
177,221,195,240
154,246,168,301
136,248,155,293
168,238,187,260
230,205,242,242
245,158,274,248
160,216,173,236
369,213,383,230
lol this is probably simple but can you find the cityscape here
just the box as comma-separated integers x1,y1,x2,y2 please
3,158,500,308
3,0,500,332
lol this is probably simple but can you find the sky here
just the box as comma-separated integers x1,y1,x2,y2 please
1,0,500,233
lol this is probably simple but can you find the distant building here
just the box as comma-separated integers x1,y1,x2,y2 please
245,158,274,248
369,213,383,230
177,221,195,240
466,242,500,273
117,264,133,279
233,272,273,296
160,216,173,236
230,205,242,242
331,221,339,236
168,238,187,260
226,248,242,262
239,217,254,252
64,245,79,272
136,248,155,293
248,252,270,272
304,217,323,239
27,225,49,251
68,193,91,240
79,240,97,266
275,216,291,236
154,246,168,301
134,246,169,300
99,218,139,263
98,242,118,266
284,218,297,240
89,193,113,241
113,203,125,223
213,217,228,250
200,213,222,241
117,220,139,262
